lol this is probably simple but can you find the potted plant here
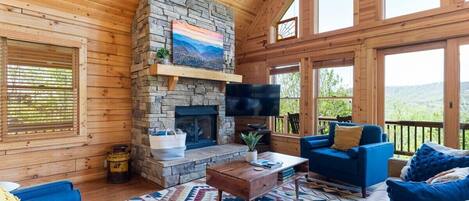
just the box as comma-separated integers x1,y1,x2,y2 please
156,48,171,64
241,132,263,162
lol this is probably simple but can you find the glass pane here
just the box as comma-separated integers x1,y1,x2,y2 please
318,0,354,33
277,19,297,40
460,45,469,149
281,0,299,21
272,72,300,115
384,48,445,155
385,0,440,19
317,99,352,134
319,66,353,97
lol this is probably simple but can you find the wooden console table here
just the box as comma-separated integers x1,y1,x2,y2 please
206,152,309,201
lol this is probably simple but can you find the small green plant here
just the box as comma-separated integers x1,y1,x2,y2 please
241,132,263,152
156,48,170,59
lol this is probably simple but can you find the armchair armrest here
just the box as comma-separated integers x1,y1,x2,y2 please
358,142,394,186
300,135,331,158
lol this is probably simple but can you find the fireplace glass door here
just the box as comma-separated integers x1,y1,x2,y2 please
175,106,218,149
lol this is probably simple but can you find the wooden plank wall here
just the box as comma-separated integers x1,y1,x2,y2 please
0,0,138,185
236,0,469,155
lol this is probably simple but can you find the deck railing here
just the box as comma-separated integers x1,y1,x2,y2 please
272,115,297,135
312,118,469,155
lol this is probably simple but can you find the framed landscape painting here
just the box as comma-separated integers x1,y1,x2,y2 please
172,20,224,70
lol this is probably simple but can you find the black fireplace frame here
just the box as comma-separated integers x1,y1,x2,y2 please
175,106,218,150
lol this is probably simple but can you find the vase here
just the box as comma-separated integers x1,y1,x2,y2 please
162,57,170,64
245,150,257,162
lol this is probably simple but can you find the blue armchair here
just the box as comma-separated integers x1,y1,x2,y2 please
300,122,394,198
11,181,81,201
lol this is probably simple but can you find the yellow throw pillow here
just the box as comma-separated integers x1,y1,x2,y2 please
0,187,20,201
331,125,363,151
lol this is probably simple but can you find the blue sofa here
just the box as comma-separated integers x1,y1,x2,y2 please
11,181,81,201
300,122,394,197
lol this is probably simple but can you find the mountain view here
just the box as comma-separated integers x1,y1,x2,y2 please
173,33,224,70
385,82,469,123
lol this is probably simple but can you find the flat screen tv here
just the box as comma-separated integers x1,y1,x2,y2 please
225,84,280,117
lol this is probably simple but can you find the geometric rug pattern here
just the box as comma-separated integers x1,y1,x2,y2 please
128,178,370,201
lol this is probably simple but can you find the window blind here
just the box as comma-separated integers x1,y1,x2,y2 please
4,40,78,136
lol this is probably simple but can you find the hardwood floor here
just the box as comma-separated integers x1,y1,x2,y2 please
76,176,161,201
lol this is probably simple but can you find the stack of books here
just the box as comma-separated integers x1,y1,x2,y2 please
278,167,295,181
250,159,283,169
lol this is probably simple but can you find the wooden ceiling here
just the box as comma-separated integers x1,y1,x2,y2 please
127,0,266,45
216,0,266,44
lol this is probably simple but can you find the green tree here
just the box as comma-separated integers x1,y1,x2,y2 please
318,69,352,118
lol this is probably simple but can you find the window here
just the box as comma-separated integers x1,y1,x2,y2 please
270,64,300,134
1,39,78,138
316,0,354,33
379,44,446,156
384,0,440,19
276,0,299,41
315,64,354,134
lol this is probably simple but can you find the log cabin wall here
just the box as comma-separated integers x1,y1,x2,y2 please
0,0,137,185
236,0,469,155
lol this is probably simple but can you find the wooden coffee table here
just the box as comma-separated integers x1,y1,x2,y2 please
206,152,309,201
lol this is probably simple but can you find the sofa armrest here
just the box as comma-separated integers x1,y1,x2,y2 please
18,189,82,201
300,135,331,158
358,142,394,186
12,181,76,201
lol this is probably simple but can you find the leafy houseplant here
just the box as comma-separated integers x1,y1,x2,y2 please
156,48,171,64
241,132,263,162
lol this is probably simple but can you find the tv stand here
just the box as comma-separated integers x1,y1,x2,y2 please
247,123,267,131
241,123,271,153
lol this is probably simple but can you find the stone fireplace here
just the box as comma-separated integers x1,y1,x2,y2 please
175,106,218,149
130,0,246,188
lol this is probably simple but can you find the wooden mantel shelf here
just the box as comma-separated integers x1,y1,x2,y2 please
150,64,243,90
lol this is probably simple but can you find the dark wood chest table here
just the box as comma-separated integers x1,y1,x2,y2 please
206,152,309,201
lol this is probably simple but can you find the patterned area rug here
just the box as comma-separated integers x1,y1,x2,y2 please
129,178,373,201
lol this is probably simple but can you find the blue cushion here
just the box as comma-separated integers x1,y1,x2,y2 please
328,122,383,146
346,147,359,159
404,144,469,182
386,178,469,201
310,148,358,174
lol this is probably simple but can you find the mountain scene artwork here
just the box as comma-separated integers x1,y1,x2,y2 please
172,20,224,70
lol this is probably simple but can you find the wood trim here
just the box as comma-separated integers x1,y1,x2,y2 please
0,25,87,148
445,39,461,148
379,41,447,56
376,0,384,21
276,17,298,42
270,65,300,75
376,50,385,126
299,57,313,136
78,41,87,140
312,66,319,133
0,38,6,142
